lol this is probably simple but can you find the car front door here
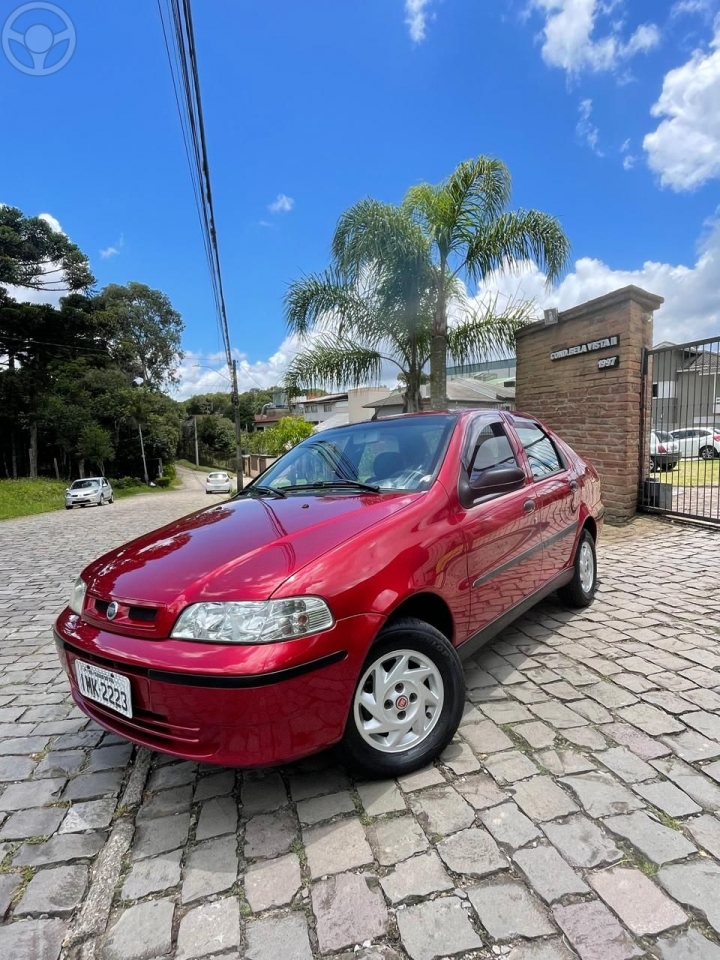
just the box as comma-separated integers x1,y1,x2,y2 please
461,415,544,635
507,416,579,583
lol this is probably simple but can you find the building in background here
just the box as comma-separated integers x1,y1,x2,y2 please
364,377,516,419
651,341,720,430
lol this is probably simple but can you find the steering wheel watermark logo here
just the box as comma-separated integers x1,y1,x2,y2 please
2,2,76,76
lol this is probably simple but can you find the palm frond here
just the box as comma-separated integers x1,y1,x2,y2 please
283,334,389,397
332,199,430,285
284,269,374,337
446,296,536,367
464,210,571,286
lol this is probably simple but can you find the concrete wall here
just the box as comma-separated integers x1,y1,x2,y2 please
348,388,389,423
515,285,663,524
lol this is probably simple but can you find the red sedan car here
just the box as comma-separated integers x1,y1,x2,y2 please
55,410,603,777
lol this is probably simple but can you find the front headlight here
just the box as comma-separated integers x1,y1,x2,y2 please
69,577,87,615
171,597,334,644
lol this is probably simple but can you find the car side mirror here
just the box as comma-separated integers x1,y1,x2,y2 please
461,465,526,506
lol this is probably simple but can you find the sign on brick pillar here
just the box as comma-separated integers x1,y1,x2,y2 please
515,285,664,523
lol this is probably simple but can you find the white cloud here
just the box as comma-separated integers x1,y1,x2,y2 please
576,98,603,154
644,25,720,191
405,0,431,42
38,213,63,234
671,0,715,18
100,234,124,259
471,209,720,344
623,154,636,169
531,0,660,76
268,194,295,214
173,338,306,400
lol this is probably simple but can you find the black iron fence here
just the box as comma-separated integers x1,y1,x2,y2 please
640,336,720,523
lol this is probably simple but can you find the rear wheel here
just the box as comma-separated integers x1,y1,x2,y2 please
342,617,464,778
558,529,597,609
700,445,717,460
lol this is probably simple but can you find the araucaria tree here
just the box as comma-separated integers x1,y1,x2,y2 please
284,198,533,411
404,157,571,409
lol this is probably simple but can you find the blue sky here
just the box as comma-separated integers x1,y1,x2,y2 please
2,0,720,397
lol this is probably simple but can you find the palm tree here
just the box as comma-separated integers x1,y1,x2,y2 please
284,199,533,411
404,157,571,410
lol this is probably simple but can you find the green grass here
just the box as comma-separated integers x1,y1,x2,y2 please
0,476,178,521
650,458,720,487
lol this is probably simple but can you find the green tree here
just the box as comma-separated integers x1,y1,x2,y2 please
404,157,571,409
249,417,313,457
0,206,94,294
78,424,114,476
198,416,236,459
285,199,532,412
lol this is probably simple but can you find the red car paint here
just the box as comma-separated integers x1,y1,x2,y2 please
54,410,603,766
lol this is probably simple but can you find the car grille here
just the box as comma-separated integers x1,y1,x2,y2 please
93,599,157,623
80,698,201,749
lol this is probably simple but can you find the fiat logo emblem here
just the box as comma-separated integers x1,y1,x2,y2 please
395,695,409,710
106,601,118,620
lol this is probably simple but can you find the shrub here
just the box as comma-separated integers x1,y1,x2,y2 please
113,476,143,489
162,462,177,481
155,477,172,488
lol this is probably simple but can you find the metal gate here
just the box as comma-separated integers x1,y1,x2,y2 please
639,336,720,523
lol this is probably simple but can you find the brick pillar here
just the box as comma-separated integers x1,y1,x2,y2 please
515,285,664,524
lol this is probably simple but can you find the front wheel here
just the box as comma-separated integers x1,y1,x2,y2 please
700,446,717,460
342,617,465,779
558,529,597,609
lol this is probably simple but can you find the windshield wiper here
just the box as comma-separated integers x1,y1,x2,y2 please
282,480,380,494
238,484,287,499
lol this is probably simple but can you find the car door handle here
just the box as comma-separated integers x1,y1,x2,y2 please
523,499,535,514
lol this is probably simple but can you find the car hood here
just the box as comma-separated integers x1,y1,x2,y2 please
82,492,419,606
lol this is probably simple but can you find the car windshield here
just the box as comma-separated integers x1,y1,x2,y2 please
208,473,227,480
71,480,99,489
253,416,456,494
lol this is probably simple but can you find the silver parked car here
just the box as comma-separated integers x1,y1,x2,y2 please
65,477,114,509
205,471,232,495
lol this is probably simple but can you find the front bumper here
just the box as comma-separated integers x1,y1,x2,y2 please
54,608,384,767
66,496,101,506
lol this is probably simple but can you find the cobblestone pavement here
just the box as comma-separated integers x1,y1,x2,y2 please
2,481,720,960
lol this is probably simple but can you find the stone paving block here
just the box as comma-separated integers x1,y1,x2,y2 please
513,720,556,749
60,797,116,833
455,771,507,810
356,779,406,816
686,814,720,857
468,876,555,940
603,722,672,759
651,756,720,811
312,871,388,953
31,751,80,779
655,927,720,960
297,789,355,825
0,805,65,839
195,795,238,840
659,861,720,932
182,835,238,902
643,691,698,715
176,897,241,960
102,897,175,960
408,784,474,836
304,817,373,877
681,688,720,711
681,665,720,688
367,814,428,865
595,745,658,783
131,812,190,859
241,772,288,815
589,865,687,935
86,743,133,771
397,765,445,792
121,849,182,900
604,811,697,864
461,719,513,755
584,681,639,709
440,739,481,774
484,750,539,784
565,697,614,724
530,700,589,728
396,896,482,960
513,842,589,902
634,780,702,818
437,826,507,876
506,940,577,960
618,704,685,736
62,769,124,801
554,900,643,960
380,849,453,902
244,807,297,859
0,776,65,810
289,767,349,801
543,814,620,868
479,801,542,850
510,775,579,821
193,769,235,802
510,681,550,704
536,747,596,776
0,735,50,756
480,700,534,724
663,729,720,762
0,872,20,919
13,831,104,867
135,785,193,821
560,771,645,817
146,760,197,792
0,917,66,960
563,725,608,750
246,914,312,960
245,851,301,912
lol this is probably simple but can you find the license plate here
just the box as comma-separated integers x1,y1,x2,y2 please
75,660,132,718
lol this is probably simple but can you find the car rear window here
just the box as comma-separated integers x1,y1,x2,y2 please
655,431,671,442
208,473,227,479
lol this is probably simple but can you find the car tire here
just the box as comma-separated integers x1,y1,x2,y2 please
109,495,114,504
558,529,597,609
700,445,717,460
65,505,72,510
341,617,465,779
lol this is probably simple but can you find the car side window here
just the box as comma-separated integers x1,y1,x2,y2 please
463,418,518,483
511,418,564,481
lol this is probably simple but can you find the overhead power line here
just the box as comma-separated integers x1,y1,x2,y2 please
157,0,232,372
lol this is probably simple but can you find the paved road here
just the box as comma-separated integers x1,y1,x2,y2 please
1,481,720,960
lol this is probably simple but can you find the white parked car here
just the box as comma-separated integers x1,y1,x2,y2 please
650,431,680,471
205,471,232,495
65,477,114,509
669,428,720,460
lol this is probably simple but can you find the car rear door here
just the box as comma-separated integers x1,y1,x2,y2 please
506,416,579,583
461,414,545,634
